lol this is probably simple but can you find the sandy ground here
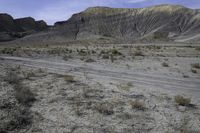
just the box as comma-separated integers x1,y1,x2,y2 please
0,43,200,132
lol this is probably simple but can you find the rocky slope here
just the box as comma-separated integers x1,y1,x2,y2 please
53,4,200,43
2,4,200,43
0,14,48,41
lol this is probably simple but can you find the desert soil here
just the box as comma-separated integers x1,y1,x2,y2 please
0,43,200,133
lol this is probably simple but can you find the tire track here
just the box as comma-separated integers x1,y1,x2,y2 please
1,56,200,97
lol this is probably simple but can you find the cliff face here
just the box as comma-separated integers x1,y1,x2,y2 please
14,17,48,31
1,5,200,43
52,5,200,43
0,14,48,41
0,14,21,32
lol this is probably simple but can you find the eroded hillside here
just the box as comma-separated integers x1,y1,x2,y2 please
20,5,200,44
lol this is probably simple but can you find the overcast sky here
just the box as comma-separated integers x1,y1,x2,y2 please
0,0,200,25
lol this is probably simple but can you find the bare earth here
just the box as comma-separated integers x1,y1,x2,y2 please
0,43,200,132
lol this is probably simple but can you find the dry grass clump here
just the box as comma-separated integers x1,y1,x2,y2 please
0,47,18,55
174,95,191,106
64,74,75,83
100,49,121,62
110,54,115,63
153,32,168,39
195,47,200,51
47,48,71,55
133,50,143,56
1,68,36,132
14,83,36,106
37,68,46,74
110,48,122,56
22,70,36,79
191,63,200,69
77,49,88,56
73,96,84,116
162,62,169,67
191,69,197,73
130,100,146,111
191,63,200,73
4,71,21,84
5,70,36,106
127,82,133,87
84,58,96,63
95,102,114,115
102,54,109,59
118,83,132,91
0,105,33,132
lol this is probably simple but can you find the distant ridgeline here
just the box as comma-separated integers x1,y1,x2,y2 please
1,4,200,43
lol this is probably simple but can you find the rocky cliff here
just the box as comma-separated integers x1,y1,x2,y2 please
0,14,48,41
51,5,200,43
1,4,200,43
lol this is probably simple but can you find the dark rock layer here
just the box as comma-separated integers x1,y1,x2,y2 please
0,14,48,41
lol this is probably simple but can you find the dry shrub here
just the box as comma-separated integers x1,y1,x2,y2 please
1,69,35,132
191,63,200,69
162,62,169,67
130,100,146,110
0,106,33,132
195,47,200,51
191,69,197,73
102,54,109,59
111,48,122,56
4,69,36,107
21,70,36,80
95,102,114,115
85,58,95,63
64,75,75,83
175,95,191,106
133,49,143,56
4,71,20,84
14,83,36,106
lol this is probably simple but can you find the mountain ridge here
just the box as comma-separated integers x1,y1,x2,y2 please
1,4,200,43
50,4,200,43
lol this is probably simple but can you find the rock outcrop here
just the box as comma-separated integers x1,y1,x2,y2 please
0,14,20,32
51,5,200,43
1,4,200,43
0,14,48,41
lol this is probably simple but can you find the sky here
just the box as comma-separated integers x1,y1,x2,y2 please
0,0,200,25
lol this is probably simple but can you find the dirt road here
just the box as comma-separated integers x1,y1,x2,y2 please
1,56,200,97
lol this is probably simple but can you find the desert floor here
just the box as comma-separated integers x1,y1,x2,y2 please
0,43,200,133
